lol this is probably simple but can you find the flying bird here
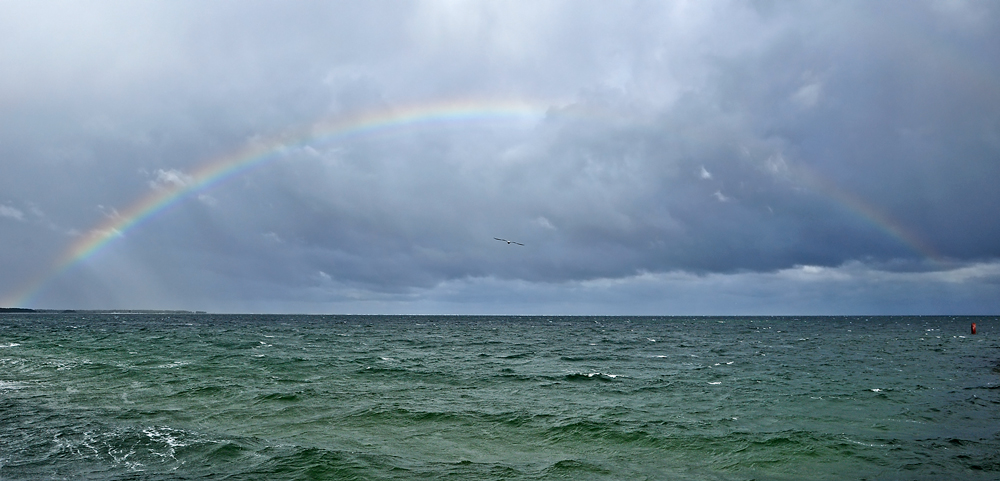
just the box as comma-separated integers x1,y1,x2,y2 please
494,237,524,246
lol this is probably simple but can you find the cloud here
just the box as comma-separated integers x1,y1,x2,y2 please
185,259,997,315
534,216,556,230
0,205,24,222
97,205,122,221
791,81,822,108
1,1,998,312
149,169,194,191
196,194,218,207
400,259,1000,315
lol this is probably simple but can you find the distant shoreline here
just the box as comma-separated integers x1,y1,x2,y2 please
0,308,207,314
1,309,995,318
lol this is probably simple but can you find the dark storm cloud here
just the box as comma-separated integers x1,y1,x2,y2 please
1,1,997,312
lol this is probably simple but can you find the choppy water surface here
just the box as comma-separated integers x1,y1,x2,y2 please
1,314,997,480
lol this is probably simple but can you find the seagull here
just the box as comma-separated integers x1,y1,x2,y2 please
494,237,524,246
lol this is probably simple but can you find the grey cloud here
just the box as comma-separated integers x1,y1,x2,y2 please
0,205,25,222
2,1,998,312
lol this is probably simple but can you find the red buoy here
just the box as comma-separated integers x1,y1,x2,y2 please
971,323,977,335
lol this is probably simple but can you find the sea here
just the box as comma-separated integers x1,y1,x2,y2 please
0,314,997,480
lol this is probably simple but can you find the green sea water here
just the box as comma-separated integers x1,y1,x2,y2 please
1,314,997,480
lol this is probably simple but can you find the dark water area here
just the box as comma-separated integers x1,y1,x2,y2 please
1,314,998,480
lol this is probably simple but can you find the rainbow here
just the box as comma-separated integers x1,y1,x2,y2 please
792,163,941,262
2,97,941,308
4,98,549,307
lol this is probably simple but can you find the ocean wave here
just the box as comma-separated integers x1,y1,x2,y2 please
541,458,613,476
542,419,666,448
0,380,26,391
253,388,319,403
2,422,259,478
497,351,535,359
154,360,191,369
564,372,623,382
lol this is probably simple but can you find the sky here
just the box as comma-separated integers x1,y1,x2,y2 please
1,0,998,314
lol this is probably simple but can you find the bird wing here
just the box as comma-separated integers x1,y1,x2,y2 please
513,241,524,246
494,237,507,242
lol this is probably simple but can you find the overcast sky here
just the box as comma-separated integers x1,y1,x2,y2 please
1,0,998,314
